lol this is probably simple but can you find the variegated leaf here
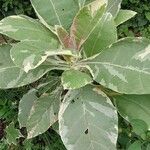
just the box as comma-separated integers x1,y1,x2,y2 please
78,0,88,8
83,12,117,57
18,89,38,128
106,0,122,18
78,0,97,8
31,0,79,30
0,44,53,89
85,37,150,94
10,41,79,72
61,69,92,89
27,87,62,139
71,0,107,50
0,15,56,42
59,85,118,150
115,9,137,26
19,77,61,128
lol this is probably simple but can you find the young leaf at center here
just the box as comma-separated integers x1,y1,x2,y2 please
61,69,92,89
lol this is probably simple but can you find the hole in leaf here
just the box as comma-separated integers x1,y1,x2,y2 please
71,99,75,103
85,129,88,134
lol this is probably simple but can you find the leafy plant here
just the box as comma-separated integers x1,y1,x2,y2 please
0,0,150,149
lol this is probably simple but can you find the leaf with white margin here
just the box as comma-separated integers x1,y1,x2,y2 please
85,37,150,94
114,94,150,129
71,0,107,50
0,44,56,89
78,0,88,8
78,0,97,8
83,12,117,57
19,77,61,128
27,87,62,139
78,0,122,17
106,0,122,18
31,0,79,30
11,41,79,72
0,15,56,42
61,69,92,89
115,9,137,26
59,85,118,150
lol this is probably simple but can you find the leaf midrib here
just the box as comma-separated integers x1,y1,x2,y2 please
88,61,150,75
49,0,62,26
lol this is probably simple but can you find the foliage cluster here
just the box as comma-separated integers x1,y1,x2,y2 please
0,0,150,150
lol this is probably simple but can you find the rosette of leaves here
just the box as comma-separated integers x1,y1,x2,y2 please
0,0,150,149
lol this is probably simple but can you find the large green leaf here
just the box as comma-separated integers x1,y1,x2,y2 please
83,12,117,57
0,15,56,42
71,0,106,50
61,69,92,89
11,41,78,72
114,94,150,129
86,37,150,94
106,0,122,18
115,9,137,26
31,0,79,29
59,85,118,150
0,44,52,89
26,87,62,139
